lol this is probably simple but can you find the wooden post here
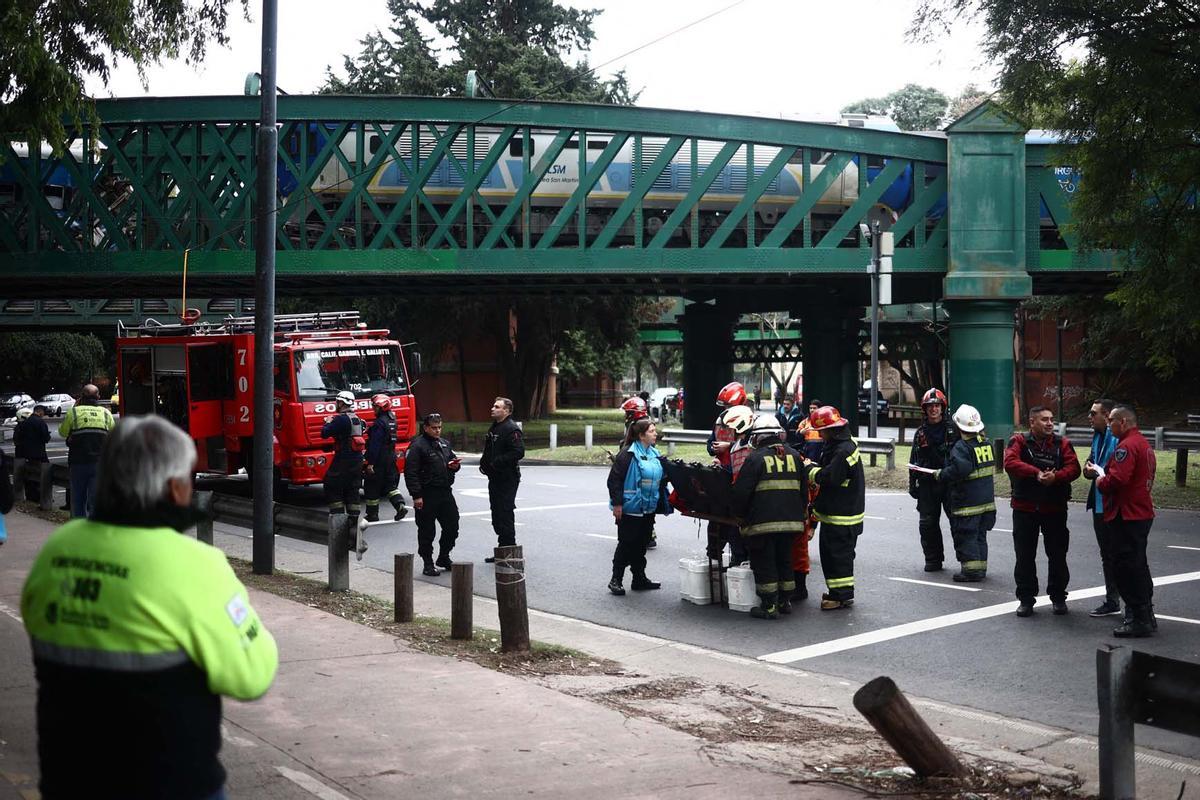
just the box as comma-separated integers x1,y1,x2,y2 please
493,545,529,653
394,553,413,623
194,491,214,545
1097,646,1137,800
852,676,966,778
451,562,473,640
1175,448,1187,488
327,514,349,592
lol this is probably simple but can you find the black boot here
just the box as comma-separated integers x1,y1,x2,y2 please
608,567,626,595
630,571,661,591
422,559,441,577
750,593,779,619
364,506,380,523
1113,604,1155,637
391,497,408,521
793,571,808,601
435,552,453,570
778,594,793,615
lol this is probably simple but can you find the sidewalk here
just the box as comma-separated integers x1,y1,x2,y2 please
3,509,1198,798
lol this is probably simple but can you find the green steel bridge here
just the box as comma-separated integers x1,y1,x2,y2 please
0,96,1120,434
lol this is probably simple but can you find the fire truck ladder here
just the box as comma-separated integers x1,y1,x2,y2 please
117,310,363,338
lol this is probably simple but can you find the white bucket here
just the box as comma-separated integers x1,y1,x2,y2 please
724,565,757,613
678,557,712,605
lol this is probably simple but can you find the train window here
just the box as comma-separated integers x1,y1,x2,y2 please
509,139,535,157
369,135,381,154
867,156,885,169
563,139,610,150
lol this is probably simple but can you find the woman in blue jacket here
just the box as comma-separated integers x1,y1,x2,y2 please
606,418,672,595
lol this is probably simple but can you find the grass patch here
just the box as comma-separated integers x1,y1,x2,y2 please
229,557,621,677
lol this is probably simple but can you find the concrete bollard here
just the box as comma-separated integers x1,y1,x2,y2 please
39,463,55,511
549,423,557,450
451,562,473,640
584,425,593,452
12,457,25,501
1154,426,1165,450
394,553,413,623
194,491,214,545
327,514,350,592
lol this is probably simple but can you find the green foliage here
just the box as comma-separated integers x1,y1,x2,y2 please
947,83,990,121
0,1,246,148
323,0,640,103
0,332,105,395
914,0,1200,378
841,84,949,130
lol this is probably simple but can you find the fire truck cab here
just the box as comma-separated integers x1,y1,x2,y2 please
115,310,419,487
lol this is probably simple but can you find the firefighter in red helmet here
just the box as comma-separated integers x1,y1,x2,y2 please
907,388,958,572
621,396,649,441
364,393,409,523
800,406,865,610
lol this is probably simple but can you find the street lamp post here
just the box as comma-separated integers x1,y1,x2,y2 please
863,222,893,441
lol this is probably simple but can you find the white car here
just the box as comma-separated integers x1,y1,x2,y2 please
648,387,679,419
40,393,76,416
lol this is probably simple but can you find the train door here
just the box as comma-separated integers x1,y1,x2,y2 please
186,343,233,472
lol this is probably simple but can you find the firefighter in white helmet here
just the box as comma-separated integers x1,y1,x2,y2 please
932,404,997,582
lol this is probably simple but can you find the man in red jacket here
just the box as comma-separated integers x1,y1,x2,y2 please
1092,405,1157,637
1003,406,1081,617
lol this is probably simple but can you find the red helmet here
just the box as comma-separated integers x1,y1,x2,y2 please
372,393,391,411
921,388,947,409
809,405,848,430
715,381,747,408
621,396,648,420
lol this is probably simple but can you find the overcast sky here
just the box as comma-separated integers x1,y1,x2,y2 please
87,0,998,121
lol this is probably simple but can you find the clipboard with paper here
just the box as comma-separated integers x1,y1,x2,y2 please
907,464,938,475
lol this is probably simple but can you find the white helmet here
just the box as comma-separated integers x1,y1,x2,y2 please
749,414,784,438
335,390,356,407
952,404,985,433
15,407,32,421
720,404,754,434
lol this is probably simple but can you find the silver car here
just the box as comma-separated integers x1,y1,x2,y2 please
40,393,77,416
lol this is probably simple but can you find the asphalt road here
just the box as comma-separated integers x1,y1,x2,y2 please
328,462,1200,761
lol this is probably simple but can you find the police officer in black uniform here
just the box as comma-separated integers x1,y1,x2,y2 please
908,388,959,572
321,390,366,548
404,412,461,576
363,393,409,522
480,397,524,563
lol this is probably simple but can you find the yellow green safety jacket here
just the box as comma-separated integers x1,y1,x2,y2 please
21,518,278,798
57,401,115,465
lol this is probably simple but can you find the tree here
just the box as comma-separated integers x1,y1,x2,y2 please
0,333,106,396
1,1,246,147
947,83,990,121
842,84,949,130
913,1,1200,378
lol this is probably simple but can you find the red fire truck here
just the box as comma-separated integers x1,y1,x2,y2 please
115,311,419,487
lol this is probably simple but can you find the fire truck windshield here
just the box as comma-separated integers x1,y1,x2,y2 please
294,345,407,400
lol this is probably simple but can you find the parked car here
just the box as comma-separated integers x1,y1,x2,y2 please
857,388,889,417
40,393,76,416
648,387,679,420
0,392,35,419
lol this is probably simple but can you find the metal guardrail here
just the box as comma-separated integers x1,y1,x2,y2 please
658,428,711,456
857,437,897,471
1057,424,1200,487
1097,646,1200,799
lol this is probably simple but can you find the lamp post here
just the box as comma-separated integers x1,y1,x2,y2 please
861,222,893,440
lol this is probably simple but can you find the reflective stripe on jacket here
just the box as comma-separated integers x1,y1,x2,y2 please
58,403,115,465
806,431,865,526
938,436,997,516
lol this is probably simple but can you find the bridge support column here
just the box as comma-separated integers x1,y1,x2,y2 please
946,300,1019,440
800,304,862,435
679,303,737,430
943,101,1034,440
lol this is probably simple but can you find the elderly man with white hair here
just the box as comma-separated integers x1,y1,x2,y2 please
21,415,278,799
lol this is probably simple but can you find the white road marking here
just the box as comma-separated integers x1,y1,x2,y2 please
1167,545,1200,552
1157,614,1200,626
275,766,353,800
586,533,618,540
759,570,1200,664
458,501,608,518
221,725,257,747
993,528,1013,532
537,482,569,488
459,488,491,499
888,577,981,593
865,515,888,521
0,601,22,623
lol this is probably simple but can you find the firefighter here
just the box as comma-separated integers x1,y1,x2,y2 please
731,415,808,619
620,396,649,442
933,404,997,584
908,388,959,572
800,405,865,610
705,403,753,566
404,412,462,576
363,394,409,523
321,390,367,549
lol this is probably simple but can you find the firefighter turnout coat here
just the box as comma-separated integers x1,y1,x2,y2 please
806,430,866,527
731,441,809,535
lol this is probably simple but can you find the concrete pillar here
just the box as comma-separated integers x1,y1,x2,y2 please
679,303,737,430
801,303,862,435
545,359,558,413
943,101,1033,440
947,300,1018,440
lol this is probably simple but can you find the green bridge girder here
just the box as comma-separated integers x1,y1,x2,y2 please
0,297,254,329
0,95,1119,302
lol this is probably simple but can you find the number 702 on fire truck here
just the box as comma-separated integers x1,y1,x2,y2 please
115,311,419,488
